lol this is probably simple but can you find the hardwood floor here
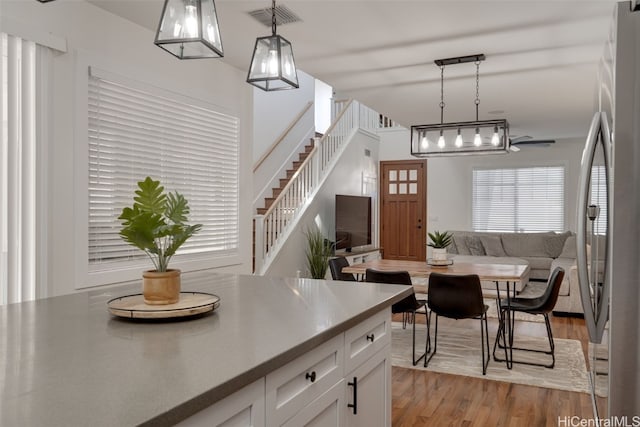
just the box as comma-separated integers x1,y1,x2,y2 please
391,312,597,426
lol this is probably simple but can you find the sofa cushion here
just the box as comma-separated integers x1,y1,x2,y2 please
559,235,577,258
453,234,471,255
479,235,507,257
466,236,486,256
544,231,572,258
447,237,458,254
500,232,553,258
521,256,553,271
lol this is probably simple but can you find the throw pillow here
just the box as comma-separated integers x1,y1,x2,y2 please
559,235,577,258
479,235,507,257
544,231,572,258
466,236,486,256
453,234,471,255
447,237,459,254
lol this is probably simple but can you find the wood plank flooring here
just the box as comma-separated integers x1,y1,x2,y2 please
391,312,599,426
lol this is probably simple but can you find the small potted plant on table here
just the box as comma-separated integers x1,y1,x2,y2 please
119,177,202,305
428,230,453,263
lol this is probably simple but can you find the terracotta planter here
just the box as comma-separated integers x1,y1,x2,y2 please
432,248,448,261
142,269,181,305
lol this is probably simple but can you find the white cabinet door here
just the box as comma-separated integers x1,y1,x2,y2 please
281,380,345,427
344,345,391,427
266,334,344,426
176,378,265,427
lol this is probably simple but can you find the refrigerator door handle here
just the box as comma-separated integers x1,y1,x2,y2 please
576,111,611,344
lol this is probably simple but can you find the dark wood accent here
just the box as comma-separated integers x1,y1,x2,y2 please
391,313,602,426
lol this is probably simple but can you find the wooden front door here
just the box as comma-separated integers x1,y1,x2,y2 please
380,160,427,261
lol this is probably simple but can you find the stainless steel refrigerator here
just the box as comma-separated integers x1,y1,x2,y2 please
576,1,640,421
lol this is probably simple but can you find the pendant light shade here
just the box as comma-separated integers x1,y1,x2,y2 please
155,0,223,59
247,0,299,91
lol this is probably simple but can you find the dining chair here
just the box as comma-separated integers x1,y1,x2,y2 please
494,267,565,368
425,272,490,375
328,257,357,281
365,268,429,365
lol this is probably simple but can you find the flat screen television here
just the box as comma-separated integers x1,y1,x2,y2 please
335,194,372,252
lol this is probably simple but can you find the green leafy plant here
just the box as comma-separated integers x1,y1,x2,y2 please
427,230,453,249
119,177,202,272
305,227,334,279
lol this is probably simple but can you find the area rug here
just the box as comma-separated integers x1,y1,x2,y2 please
391,322,590,394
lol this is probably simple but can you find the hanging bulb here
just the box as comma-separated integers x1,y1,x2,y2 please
437,131,445,148
491,126,500,146
474,128,482,146
268,48,279,75
455,129,463,147
420,133,429,149
184,3,199,38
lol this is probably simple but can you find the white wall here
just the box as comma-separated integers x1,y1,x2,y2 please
265,130,380,278
2,1,254,297
252,70,315,163
378,128,586,233
314,78,333,134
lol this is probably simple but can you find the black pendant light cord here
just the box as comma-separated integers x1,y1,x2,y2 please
439,65,445,124
475,60,480,121
271,0,277,36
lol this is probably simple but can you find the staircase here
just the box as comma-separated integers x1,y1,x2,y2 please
257,136,318,215
253,99,404,275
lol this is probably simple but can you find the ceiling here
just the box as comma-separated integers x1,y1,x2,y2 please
87,0,618,141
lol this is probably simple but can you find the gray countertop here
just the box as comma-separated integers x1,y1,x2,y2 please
0,272,411,426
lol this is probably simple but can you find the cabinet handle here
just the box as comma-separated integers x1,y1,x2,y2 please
347,377,358,414
305,371,316,383
366,333,375,342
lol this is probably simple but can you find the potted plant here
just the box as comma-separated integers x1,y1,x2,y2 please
305,227,334,279
428,230,453,262
119,177,202,305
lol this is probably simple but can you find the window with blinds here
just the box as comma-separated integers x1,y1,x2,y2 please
472,166,565,232
88,69,239,272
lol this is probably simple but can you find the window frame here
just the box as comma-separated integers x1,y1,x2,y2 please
471,164,566,233
74,62,243,289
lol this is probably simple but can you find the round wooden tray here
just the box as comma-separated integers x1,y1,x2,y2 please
427,258,454,267
107,292,220,319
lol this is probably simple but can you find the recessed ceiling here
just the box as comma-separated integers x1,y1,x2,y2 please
87,0,618,141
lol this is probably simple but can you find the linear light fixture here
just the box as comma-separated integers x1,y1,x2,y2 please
247,0,299,91
155,0,224,59
411,54,510,157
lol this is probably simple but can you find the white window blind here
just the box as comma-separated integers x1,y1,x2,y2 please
88,70,239,272
1,33,36,305
472,166,565,232
590,165,607,235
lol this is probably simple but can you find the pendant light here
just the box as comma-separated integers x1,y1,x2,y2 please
410,54,510,157
247,0,299,91
155,0,224,59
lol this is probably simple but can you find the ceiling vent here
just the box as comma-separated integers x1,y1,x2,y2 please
247,4,302,27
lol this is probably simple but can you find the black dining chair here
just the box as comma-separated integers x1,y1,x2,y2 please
494,267,565,368
426,272,490,375
328,257,357,281
365,268,429,366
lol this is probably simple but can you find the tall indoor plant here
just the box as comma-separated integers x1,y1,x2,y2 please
119,177,202,305
428,230,453,262
305,227,334,279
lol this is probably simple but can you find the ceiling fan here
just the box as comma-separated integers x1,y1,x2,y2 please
509,135,556,152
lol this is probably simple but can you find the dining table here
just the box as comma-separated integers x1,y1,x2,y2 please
341,258,531,369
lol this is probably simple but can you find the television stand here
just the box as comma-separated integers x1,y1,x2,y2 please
334,248,383,266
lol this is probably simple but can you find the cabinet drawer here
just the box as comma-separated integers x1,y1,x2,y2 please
266,334,344,426
344,309,390,373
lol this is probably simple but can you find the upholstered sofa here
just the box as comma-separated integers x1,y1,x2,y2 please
445,230,583,314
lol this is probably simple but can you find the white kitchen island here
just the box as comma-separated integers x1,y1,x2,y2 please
0,272,411,426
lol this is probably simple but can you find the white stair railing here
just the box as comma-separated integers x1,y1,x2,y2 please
253,99,406,275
